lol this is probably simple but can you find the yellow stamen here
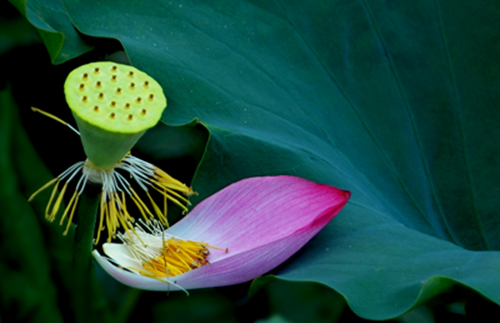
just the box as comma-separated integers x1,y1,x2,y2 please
163,187,190,204
163,189,167,220
46,181,68,221
28,177,58,202
152,167,194,196
63,192,80,235
151,184,189,212
103,197,113,240
96,191,106,244
59,190,78,225
49,181,68,219
31,107,80,135
129,187,156,221
146,191,168,225
31,107,70,126
105,222,228,282
94,191,145,244
120,191,128,216
29,151,195,244
141,237,211,278
128,192,150,223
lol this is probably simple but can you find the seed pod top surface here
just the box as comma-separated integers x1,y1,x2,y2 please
64,62,167,134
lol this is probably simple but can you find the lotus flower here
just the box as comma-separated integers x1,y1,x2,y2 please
93,175,350,291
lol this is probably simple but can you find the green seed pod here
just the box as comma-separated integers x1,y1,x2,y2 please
64,62,167,168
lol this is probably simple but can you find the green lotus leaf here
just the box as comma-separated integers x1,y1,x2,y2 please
14,0,500,319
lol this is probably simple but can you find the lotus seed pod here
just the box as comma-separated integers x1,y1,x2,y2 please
64,62,167,168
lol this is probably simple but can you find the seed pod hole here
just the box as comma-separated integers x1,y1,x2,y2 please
66,62,168,133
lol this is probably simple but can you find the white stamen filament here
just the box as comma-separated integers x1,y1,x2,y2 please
30,153,193,244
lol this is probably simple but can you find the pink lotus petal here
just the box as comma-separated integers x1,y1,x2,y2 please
93,175,350,291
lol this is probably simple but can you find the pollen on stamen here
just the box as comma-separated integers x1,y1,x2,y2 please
122,229,217,279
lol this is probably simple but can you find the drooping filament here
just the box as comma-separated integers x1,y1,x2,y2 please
29,154,194,243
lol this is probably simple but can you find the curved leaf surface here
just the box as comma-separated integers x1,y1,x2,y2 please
8,0,92,63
